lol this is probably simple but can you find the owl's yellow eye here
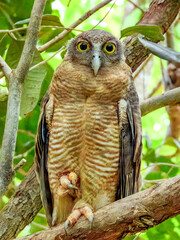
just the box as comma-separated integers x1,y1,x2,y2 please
77,41,90,52
104,42,116,54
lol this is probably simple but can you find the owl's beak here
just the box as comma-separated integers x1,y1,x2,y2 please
91,54,101,76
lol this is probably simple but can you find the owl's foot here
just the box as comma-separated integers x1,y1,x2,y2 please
64,200,93,231
57,172,80,198
60,172,78,189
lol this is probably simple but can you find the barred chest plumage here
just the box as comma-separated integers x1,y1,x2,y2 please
47,59,131,210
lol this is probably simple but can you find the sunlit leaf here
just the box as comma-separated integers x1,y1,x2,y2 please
164,137,180,149
5,40,47,117
158,145,177,156
121,25,164,41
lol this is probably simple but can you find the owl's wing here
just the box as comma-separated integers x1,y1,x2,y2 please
116,82,142,200
35,92,53,226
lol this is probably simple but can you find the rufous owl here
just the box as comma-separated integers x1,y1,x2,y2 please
35,29,142,229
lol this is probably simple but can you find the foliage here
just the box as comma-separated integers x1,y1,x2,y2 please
0,0,180,239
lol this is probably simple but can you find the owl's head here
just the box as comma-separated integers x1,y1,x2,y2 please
66,29,124,76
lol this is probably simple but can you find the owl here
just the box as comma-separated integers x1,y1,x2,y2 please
35,29,142,229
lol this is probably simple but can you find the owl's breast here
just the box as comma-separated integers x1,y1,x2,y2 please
51,60,131,103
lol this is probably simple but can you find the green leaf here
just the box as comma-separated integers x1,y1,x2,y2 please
158,145,177,157
164,137,180,149
143,148,156,163
5,40,47,117
121,25,164,41
15,14,61,26
38,15,75,52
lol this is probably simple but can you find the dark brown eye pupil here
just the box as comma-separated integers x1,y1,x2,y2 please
80,43,87,50
106,44,113,52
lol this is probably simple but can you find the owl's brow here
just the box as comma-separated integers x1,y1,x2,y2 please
76,38,89,44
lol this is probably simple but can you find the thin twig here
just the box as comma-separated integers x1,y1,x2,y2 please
0,72,4,79
67,0,71,7
0,25,83,34
18,129,36,138
14,159,26,173
0,5,21,38
143,179,167,183
37,213,46,218
31,222,48,230
150,163,180,168
133,233,142,240
127,0,144,13
147,80,162,98
30,46,65,71
133,55,153,79
38,0,113,52
0,83,6,87
14,146,34,160
91,0,116,29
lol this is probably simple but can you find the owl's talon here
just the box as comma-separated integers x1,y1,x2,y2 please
67,183,78,190
60,172,78,190
64,219,70,232
64,203,94,232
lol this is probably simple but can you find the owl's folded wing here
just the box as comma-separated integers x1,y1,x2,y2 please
116,82,142,200
35,92,53,226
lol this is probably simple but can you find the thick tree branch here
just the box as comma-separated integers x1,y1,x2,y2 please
0,167,42,240
0,0,47,198
141,87,180,116
0,56,12,79
15,175,180,240
38,0,113,52
124,0,180,72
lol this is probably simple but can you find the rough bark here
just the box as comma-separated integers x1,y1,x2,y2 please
0,167,42,240
16,175,180,240
124,0,180,72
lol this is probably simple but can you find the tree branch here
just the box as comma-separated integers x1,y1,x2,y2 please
0,167,42,240
124,0,180,72
37,0,113,52
15,175,180,240
0,56,12,79
0,0,47,198
141,87,180,116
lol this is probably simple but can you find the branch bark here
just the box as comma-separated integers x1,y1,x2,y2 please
0,0,47,197
141,87,180,116
15,175,180,240
0,167,42,240
0,56,12,79
124,0,180,72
